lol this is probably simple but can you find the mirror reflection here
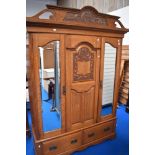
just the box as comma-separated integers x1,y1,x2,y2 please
101,43,116,116
39,41,61,132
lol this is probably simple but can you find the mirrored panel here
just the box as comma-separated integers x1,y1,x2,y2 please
39,41,61,132
101,43,116,116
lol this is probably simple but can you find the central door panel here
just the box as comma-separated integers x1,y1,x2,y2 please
66,35,101,131
70,90,82,125
84,86,95,121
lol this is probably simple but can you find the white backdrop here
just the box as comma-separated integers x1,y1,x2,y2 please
109,6,129,45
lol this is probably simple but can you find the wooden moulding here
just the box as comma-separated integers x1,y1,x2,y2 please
26,5,128,34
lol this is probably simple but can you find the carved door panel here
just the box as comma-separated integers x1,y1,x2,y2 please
66,35,101,131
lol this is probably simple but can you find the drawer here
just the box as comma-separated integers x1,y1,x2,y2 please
83,120,115,144
43,131,82,155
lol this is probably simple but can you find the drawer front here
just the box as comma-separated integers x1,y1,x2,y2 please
43,137,64,155
100,121,115,137
43,132,82,155
83,120,115,144
64,132,82,150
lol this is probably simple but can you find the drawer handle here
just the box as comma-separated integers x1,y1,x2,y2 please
88,132,95,138
49,145,57,151
104,127,110,132
71,139,77,144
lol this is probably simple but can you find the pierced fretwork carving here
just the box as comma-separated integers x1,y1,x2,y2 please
27,5,129,34
73,47,94,81
64,9,107,26
39,11,53,19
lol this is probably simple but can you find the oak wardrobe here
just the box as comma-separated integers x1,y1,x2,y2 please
26,5,128,155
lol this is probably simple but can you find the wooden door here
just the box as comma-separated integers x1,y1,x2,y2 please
28,33,66,138
98,37,122,121
65,35,101,131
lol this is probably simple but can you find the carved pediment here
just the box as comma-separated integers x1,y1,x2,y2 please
26,5,129,34
64,7,107,26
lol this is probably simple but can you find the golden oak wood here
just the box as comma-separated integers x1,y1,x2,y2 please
65,35,100,131
32,117,116,142
27,5,128,155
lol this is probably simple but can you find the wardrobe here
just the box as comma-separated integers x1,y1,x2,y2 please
26,5,128,155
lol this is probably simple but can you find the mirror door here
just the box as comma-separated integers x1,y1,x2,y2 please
98,38,121,120
32,33,65,136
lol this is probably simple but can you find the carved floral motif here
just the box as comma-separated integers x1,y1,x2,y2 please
64,10,107,26
73,47,94,81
